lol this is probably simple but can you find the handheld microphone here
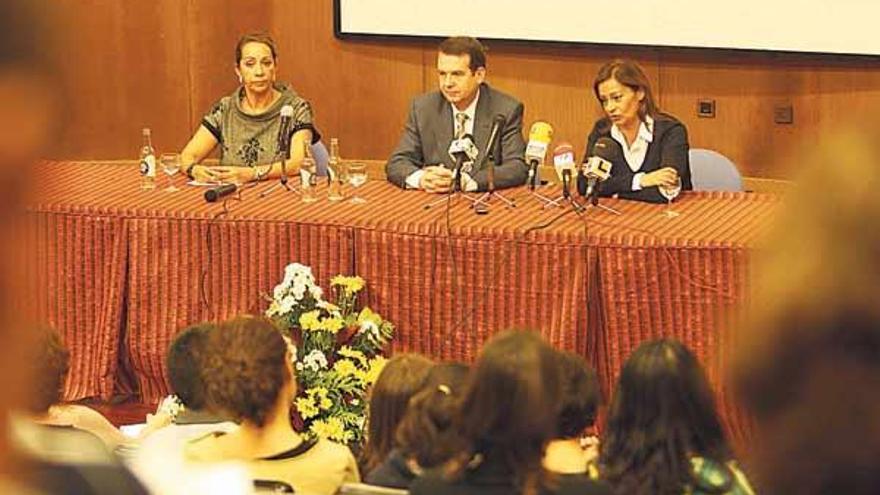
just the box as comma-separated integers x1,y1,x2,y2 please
578,137,616,199
553,143,576,199
275,105,294,156
525,121,553,190
204,183,237,202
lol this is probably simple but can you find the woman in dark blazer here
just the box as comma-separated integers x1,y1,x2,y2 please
584,60,692,204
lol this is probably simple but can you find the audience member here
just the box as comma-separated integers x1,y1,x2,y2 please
362,353,434,474
410,331,610,495
599,339,753,495
366,362,469,488
734,129,880,494
543,351,601,477
185,316,359,495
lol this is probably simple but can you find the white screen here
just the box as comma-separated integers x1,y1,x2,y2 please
337,0,880,57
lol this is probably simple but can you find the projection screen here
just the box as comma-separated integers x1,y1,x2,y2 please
335,0,880,57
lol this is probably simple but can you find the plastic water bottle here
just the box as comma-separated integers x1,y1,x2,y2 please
139,128,156,191
327,138,344,201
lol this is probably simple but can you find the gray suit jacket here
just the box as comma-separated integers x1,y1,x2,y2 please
386,84,528,191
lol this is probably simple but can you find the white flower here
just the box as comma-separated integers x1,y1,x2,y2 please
285,263,310,279
358,320,379,338
303,350,328,372
310,285,323,300
279,295,296,314
292,281,307,301
273,283,288,301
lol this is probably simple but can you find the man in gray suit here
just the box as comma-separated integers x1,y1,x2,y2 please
386,37,528,193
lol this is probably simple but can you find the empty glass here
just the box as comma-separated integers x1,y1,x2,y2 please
160,153,180,192
347,162,367,204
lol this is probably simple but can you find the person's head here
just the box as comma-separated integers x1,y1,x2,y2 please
600,338,729,495
734,129,880,494
592,59,658,130
555,351,600,439
364,353,434,471
437,36,487,111
166,323,215,411
234,32,278,95
396,362,469,468
201,316,292,427
28,327,69,414
455,330,563,495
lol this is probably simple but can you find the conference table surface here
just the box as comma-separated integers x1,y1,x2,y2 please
29,161,780,444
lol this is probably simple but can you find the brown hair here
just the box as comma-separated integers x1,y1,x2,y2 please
166,322,214,410
201,316,288,427
29,327,69,413
593,59,659,122
363,353,434,472
451,331,563,495
734,129,880,494
555,351,600,439
438,36,487,72
235,32,277,65
396,362,469,468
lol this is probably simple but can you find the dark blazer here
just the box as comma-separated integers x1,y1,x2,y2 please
583,113,692,204
386,83,528,191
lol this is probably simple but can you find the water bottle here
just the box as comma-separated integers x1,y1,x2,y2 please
327,138,345,201
139,128,156,191
300,142,318,203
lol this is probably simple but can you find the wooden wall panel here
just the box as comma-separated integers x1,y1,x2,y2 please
48,0,880,179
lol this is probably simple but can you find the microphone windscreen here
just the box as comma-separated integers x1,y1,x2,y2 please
592,136,618,162
204,183,237,202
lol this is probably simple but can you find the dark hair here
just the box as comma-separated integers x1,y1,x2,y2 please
235,32,277,65
452,331,563,495
556,351,600,439
600,339,731,495
201,316,288,427
29,327,69,413
363,353,434,472
396,362,470,468
438,36,487,72
593,59,659,122
166,323,214,410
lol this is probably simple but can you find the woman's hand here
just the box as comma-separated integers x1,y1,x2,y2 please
190,165,220,183
641,167,680,188
208,166,257,185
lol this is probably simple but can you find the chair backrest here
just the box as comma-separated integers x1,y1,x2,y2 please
310,141,330,177
338,482,409,495
688,148,743,192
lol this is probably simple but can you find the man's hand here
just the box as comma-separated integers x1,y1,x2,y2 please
641,167,679,189
419,165,454,193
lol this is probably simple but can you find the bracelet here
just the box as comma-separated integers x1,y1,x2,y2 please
185,163,197,180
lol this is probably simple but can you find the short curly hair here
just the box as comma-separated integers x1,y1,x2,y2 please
29,327,69,413
201,316,288,427
166,323,214,410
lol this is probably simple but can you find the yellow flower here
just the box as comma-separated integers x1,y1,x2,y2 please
307,387,333,410
331,275,365,293
310,417,352,443
299,310,321,331
364,356,388,385
338,346,367,367
295,396,319,419
333,359,359,378
321,316,345,334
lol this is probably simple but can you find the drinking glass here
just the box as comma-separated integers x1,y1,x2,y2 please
160,153,180,192
347,162,367,204
659,176,682,218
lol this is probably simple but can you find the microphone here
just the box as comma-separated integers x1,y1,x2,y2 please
578,137,616,199
525,121,553,190
448,134,478,192
204,183,237,202
485,114,506,192
275,105,294,156
553,143,576,199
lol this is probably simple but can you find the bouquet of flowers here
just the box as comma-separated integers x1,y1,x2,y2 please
266,263,394,444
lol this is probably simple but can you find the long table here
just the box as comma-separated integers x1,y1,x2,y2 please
29,161,779,444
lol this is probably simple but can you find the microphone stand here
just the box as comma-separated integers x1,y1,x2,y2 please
528,162,566,208
260,147,301,198
423,154,482,210
580,179,621,215
472,137,516,211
